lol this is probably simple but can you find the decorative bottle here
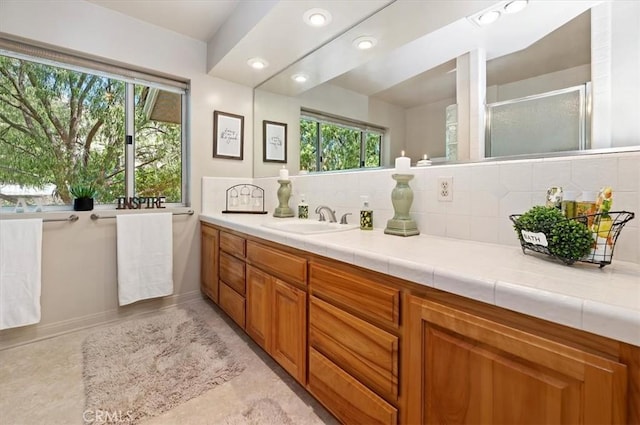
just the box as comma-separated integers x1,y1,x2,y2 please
298,194,309,219
360,196,373,230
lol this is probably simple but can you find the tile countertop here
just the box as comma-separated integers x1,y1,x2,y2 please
200,213,640,347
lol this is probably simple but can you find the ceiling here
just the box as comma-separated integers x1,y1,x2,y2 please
86,0,595,109
86,0,393,87
87,0,240,41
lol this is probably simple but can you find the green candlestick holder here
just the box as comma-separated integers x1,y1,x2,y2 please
273,179,294,218
384,173,420,237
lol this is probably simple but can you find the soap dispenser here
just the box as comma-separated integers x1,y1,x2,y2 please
360,196,373,230
298,194,309,219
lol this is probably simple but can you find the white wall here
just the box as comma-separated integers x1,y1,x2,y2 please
253,89,302,178
405,97,455,160
610,0,640,148
487,64,591,103
0,0,254,348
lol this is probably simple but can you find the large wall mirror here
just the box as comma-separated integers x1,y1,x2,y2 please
253,0,640,178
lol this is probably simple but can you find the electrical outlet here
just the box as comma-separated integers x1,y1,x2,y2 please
438,177,453,202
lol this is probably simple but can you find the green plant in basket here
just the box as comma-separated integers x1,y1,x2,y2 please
513,206,593,262
548,219,593,261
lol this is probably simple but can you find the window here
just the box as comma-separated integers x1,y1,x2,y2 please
300,110,383,172
0,41,188,208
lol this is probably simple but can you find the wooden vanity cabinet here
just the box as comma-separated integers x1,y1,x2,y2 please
404,295,628,424
218,231,246,328
245,245,307,385
201,222,639,425
200,223,219,303
308,261,400,425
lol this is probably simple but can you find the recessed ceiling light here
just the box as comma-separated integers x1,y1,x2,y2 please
477,10,501,26
503,0,528,14
303,8,332,27
247,57,268,70
291,73,308,83
353,36,377,50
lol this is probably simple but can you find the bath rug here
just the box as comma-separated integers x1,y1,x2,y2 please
82,308,244,424
221,398,294,425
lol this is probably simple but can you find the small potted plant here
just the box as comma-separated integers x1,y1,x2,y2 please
70,182,97,211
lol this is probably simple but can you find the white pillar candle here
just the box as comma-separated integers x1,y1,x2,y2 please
279,167,289,180
395,150,411,173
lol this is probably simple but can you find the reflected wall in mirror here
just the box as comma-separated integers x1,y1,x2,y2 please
254,0,640,178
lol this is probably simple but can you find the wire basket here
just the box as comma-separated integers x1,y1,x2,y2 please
509,211,635,268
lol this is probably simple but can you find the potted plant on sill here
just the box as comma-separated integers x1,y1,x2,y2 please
70,183,97,211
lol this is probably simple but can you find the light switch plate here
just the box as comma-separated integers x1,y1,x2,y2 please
438,177,453,202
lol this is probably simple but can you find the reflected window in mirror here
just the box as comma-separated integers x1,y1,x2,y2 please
300,110,383,172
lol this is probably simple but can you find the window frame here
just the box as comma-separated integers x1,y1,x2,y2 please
0,37,190,210
300,109,384,173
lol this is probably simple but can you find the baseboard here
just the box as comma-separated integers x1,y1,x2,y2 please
0,290,204,351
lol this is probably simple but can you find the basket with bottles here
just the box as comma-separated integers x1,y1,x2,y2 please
509,187,635,268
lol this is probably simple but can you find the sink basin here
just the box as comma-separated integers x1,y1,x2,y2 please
262,220,359,234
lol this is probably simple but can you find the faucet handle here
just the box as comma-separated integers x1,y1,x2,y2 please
340,213,352,224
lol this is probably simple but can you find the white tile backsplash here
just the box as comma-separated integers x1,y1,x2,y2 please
202,151,640,265
500,162,533,192
571,156,619,191
618,156,640,192
532,160,572,191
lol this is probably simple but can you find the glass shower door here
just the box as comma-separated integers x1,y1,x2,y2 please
485,84,589,157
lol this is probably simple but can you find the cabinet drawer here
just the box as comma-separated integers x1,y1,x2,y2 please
310,262,400,328
247,241,306,286
310,297,398,401
220,251,245,295
308,348,397,425
219,281,245,329
220,231,245,258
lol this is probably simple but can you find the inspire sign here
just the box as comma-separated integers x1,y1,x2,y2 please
116,196,166,210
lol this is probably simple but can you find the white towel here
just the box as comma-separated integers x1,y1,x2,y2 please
0,219,43,330
116,213,173,306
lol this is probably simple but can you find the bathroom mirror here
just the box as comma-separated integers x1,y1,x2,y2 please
253,0,640,177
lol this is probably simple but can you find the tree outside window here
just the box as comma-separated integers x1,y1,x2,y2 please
300,115,383,173
0,54,184,207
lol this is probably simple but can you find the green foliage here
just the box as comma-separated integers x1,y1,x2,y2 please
548,219,593,261
513,206,593,262
69,182,97,199
299,119,317,172
299,118,382,172
0,55,182,205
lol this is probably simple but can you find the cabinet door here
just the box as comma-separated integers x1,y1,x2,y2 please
246,265,271,350
405,296,627,424
272,278,307,384
200,225,219,303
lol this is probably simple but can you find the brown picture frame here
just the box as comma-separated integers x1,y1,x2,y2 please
213,110,244,160
263,120,287,163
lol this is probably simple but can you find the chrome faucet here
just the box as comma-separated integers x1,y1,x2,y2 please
315,205,337,223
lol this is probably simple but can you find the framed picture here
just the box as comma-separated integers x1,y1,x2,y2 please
263,120,287,163
213,111,244,160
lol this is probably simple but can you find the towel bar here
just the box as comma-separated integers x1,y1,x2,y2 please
90,210,194,220
0,214,78,223
44,214,79,223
